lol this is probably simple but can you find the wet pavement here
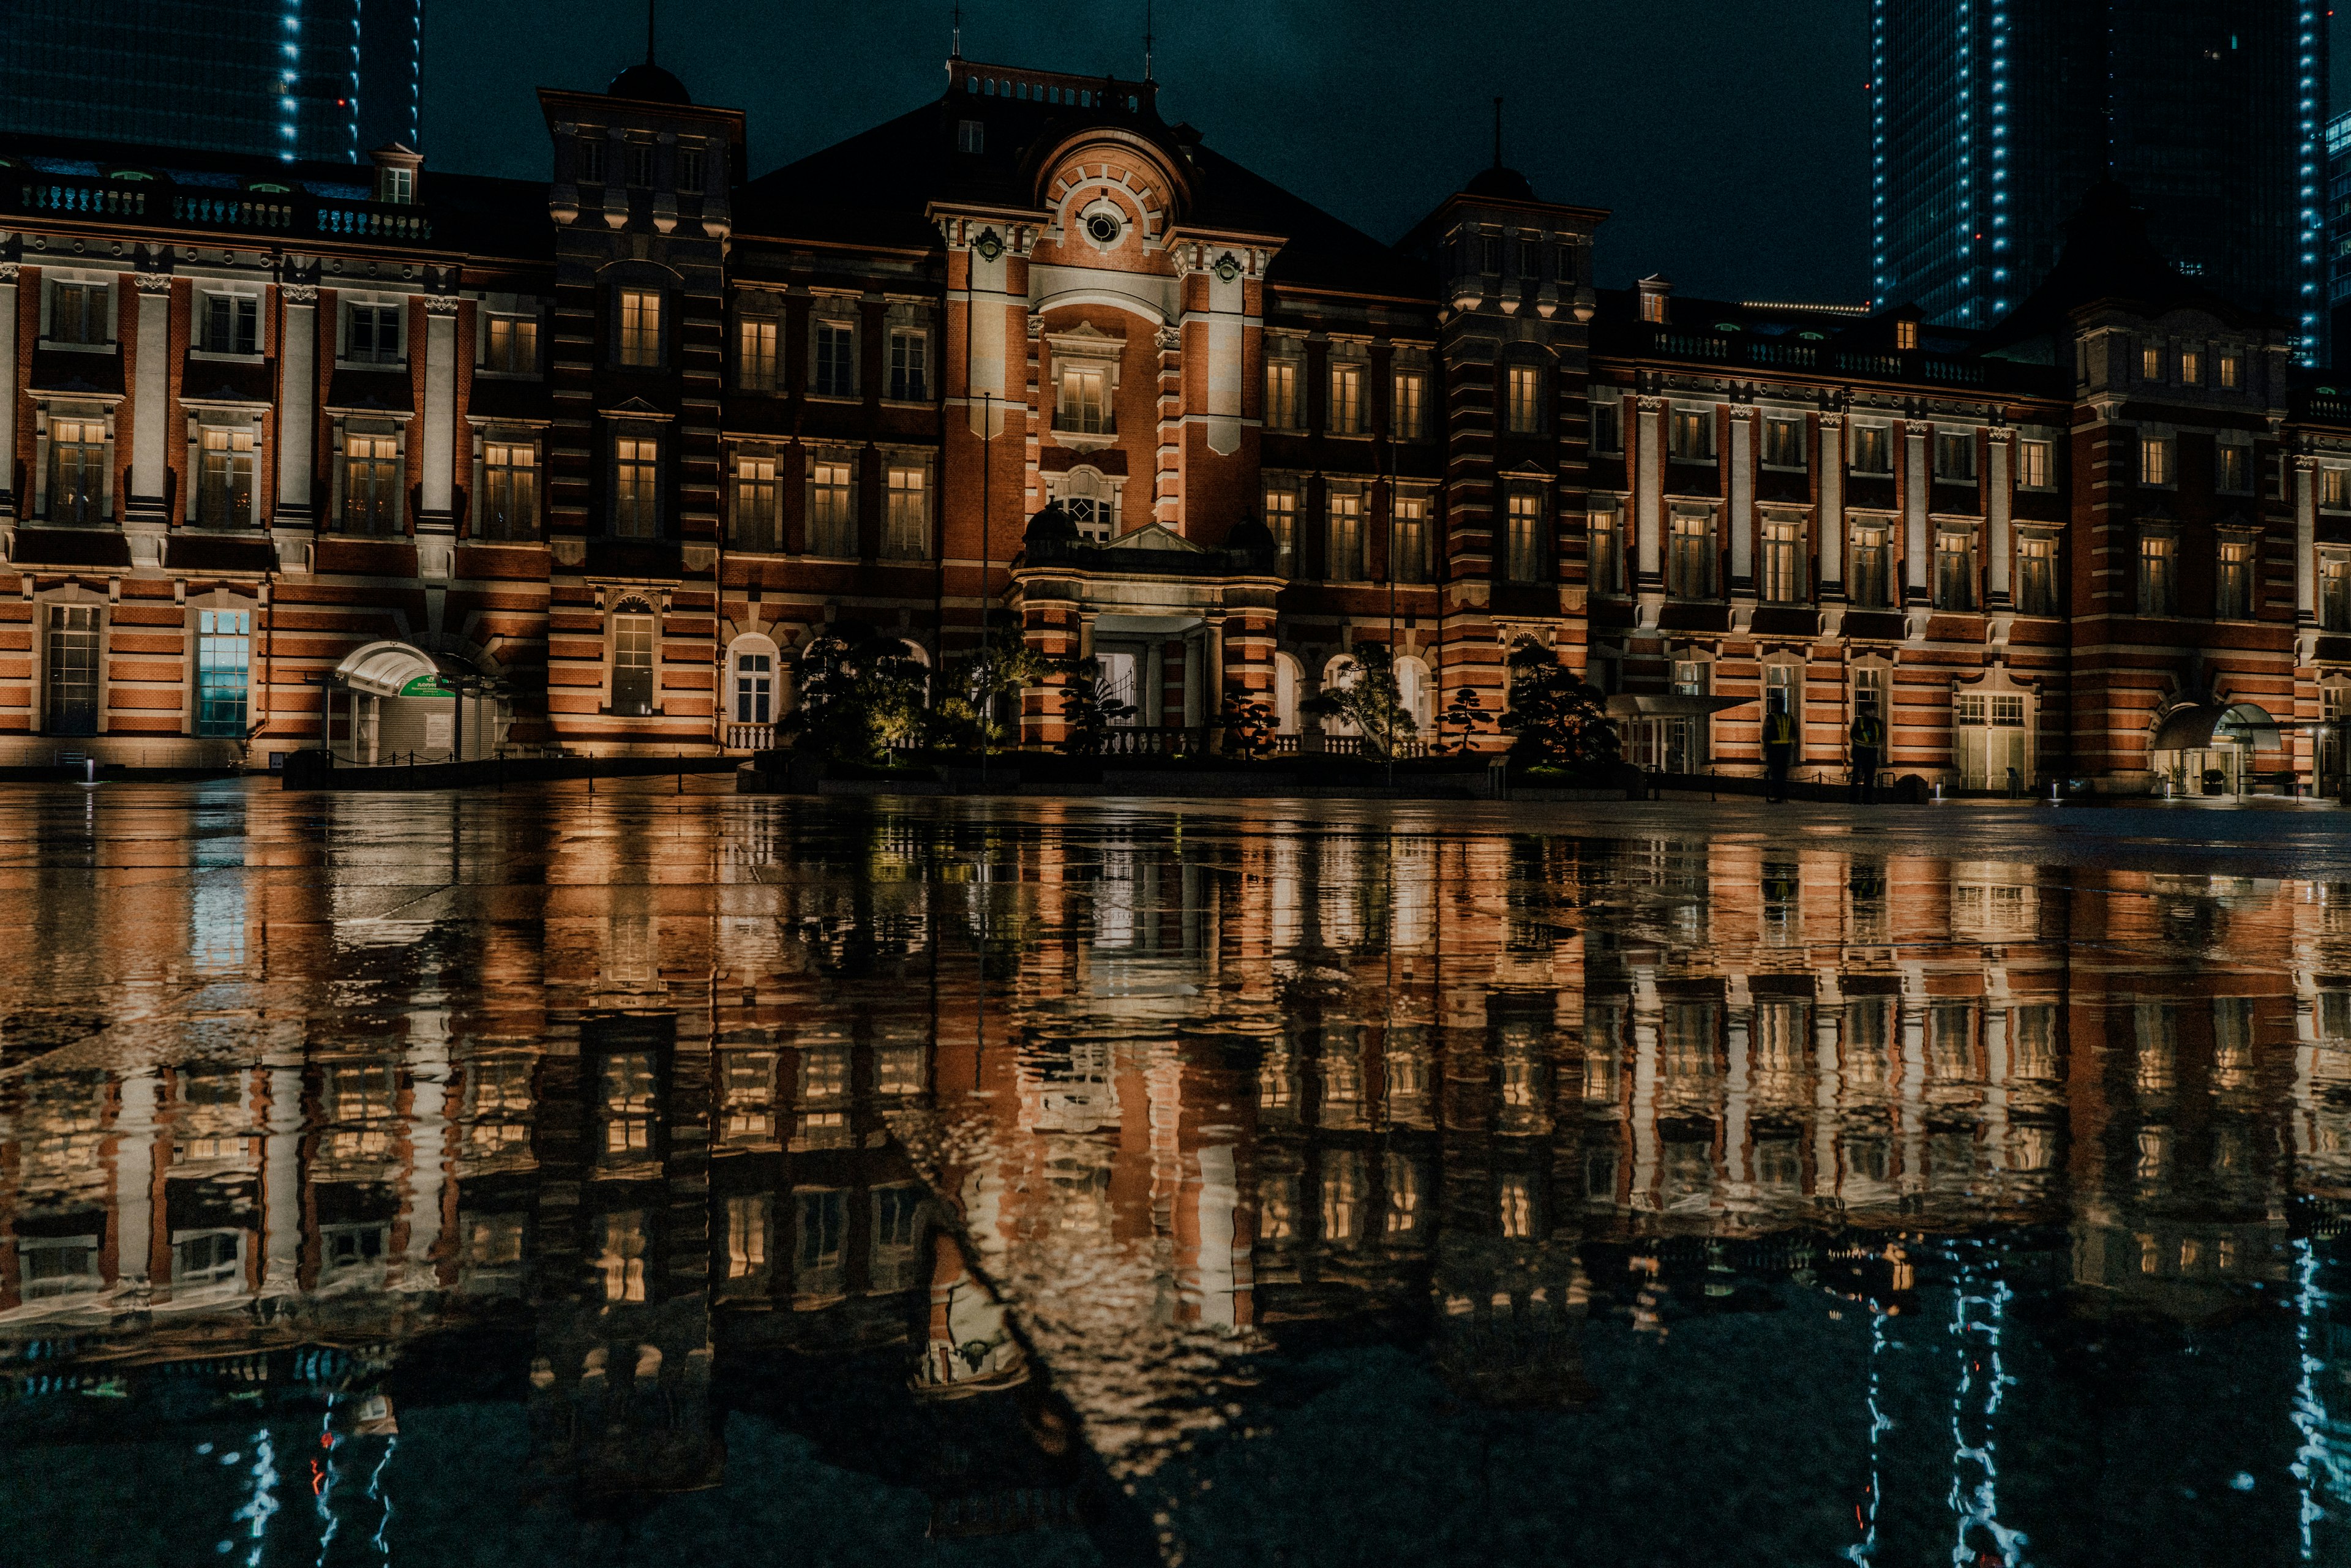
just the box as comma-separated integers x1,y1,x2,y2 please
1,780,2349,1566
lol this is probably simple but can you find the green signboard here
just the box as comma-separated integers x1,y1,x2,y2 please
396,674,450,698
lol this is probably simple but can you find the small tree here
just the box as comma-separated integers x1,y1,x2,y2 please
1220,689,1279,760
1433,686,1488,754
783,626,930,764
1057,656,1136,755
929,623,1051,756
1302,642,1417,759
1498,639,1621,778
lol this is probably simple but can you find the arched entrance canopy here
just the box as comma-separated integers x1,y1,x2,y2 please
334,641,485,698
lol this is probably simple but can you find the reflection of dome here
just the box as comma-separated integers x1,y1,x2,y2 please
609,62,690,104
1466,164,1535,201
1024,501,1079,547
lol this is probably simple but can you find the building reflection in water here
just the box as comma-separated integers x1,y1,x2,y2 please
0,786,2348,1562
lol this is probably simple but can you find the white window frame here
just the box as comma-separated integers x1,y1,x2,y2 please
616,288,663,370
806,451,858,557
42,275,114,351
811,315,858,399
2015,436,2057,491
341,298,405,368
1760,416,1807,471
737,310,780,392
886,326,930,403
193,290,263,359
612,432,661,539
882,458,931,560
481,310,542,378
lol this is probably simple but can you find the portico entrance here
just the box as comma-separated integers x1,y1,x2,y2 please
326,642,508,765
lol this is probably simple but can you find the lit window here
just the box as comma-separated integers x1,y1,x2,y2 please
1505,364,1541,435
1264,486,1297,572
1934,529,1976,611
610,615,655,715
808,460,855,555
1588,508,1623,596
378,165,413,204
2017,438,2052,489
888,329,928,401
1935,430,1976,481
2140,342,2164,381
883,466,928,558
2139,434,2172,487
196,429,255,527
1851,424,1891,473
340,433,399,533
732,454,778,551
1330,362,1365,434
1668,511,1712,597
196,610,250,738
485,313,538,374
2180,348,2202,384
482,441,536,539
1894,318,1919,350
1392,495,1429,583
814,321,855,396
1327,492,1363,579
613,436,658,537
1669,409,1714,460
2324,557,2351,631
1059,364,1111,433
737,316,778,390
1266,359,1300,428
1505,490,1543,582
2137,535,2177,616
617,288,661,368
1849,523,1891,607
2015,535,2057,615
1392,370,1426,439
1760,519,1804,602
1639,289,1666,324
2216,444,2249,493
2324,468,2348,509
2216,538,2254,619
2218,353,2242,389
201,294,259,355
1762,418,1805,468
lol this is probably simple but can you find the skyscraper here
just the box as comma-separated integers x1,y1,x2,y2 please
0,0,421,163
1870,1,2323,356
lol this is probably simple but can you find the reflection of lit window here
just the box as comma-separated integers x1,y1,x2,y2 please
874,1043,926,1097
1384,1154,1421,1236
872,1185,924,1292
599,1052,657,1156
319,1223,388,1287
2009,1006,2057,1078
793,1188,847,1297
721,1052,776,1142
593,1210,648,1302
2134,1005,2177,1092
171,1229,245,1291
725,1193,771,1283
1258,1175,1298,1241
1498,1172,1535,1238
1319,1151,1365,1245
18,1237,100,1299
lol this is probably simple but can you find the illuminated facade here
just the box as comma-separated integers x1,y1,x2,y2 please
5,48,2351,791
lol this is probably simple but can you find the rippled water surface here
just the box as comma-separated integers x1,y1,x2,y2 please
3,782,2350,1566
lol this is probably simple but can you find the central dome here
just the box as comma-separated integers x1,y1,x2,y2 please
608,62,690,105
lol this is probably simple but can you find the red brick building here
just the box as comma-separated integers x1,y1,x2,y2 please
0,51,2345,792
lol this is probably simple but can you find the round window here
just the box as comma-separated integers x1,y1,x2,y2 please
1084,211,1120,245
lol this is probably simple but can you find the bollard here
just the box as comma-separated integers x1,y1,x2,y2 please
84,758,96,785
588,754,594,795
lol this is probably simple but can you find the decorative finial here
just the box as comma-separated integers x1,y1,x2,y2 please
1493,96,1504,168
1145,0,1155,81
646,0,657,65
951,1,962,59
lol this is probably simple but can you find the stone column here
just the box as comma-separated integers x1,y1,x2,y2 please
127,273,173,530
1727,406,1755,591
2298,455,2319,623
1903,422,1930,603
110,1070,160,1306
1635,397,1665,583
1817,413,1845,595
1629,967,1660,1212
1145,641,1164,727
0,263,17,520
262,1062,303,1295
1987,429,2014,604
1204,614,1225,716
419,295,459,527
277,283,317,548
1078,611,1097,661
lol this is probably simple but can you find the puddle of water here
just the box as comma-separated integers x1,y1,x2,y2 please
0,782,2347,1565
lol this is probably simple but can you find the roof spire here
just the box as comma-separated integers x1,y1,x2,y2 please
1493,95,1504,168
1144,0,1155,81
950,1,962,59
645,0,657,64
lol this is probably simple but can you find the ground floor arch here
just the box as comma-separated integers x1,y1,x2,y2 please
328,642,508,765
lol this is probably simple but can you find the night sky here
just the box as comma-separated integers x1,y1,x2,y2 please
422,1,2351,309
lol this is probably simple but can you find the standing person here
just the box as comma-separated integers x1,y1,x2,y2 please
1761,695,1798,803
1850,697,1885,805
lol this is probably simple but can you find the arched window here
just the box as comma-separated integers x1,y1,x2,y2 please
1273,652,1302,735
727,633,780,727
1396,655,1434,733
1057,466,1119,541
1320,653,1360,737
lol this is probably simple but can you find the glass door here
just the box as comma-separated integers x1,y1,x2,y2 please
44,606,99,736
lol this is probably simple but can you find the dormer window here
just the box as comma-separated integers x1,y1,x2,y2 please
625,144,654,189
958,119,985,155
1895,318,1919,351
677,148,706,193
577,136,607,184
380,166,413,204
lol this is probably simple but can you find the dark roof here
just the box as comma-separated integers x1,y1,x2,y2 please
1980,179,2281,356
609,63,691,105
1464,165,1537,201
0,132,550,263
735,75,1428,296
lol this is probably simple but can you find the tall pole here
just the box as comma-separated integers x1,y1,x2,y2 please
981,388,992,789
1382,422,1395,790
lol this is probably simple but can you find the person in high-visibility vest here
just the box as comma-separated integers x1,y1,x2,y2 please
1850,697,1886,805
1761,696,1798,803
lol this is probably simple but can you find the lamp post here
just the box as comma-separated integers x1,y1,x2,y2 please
980,388,993,790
